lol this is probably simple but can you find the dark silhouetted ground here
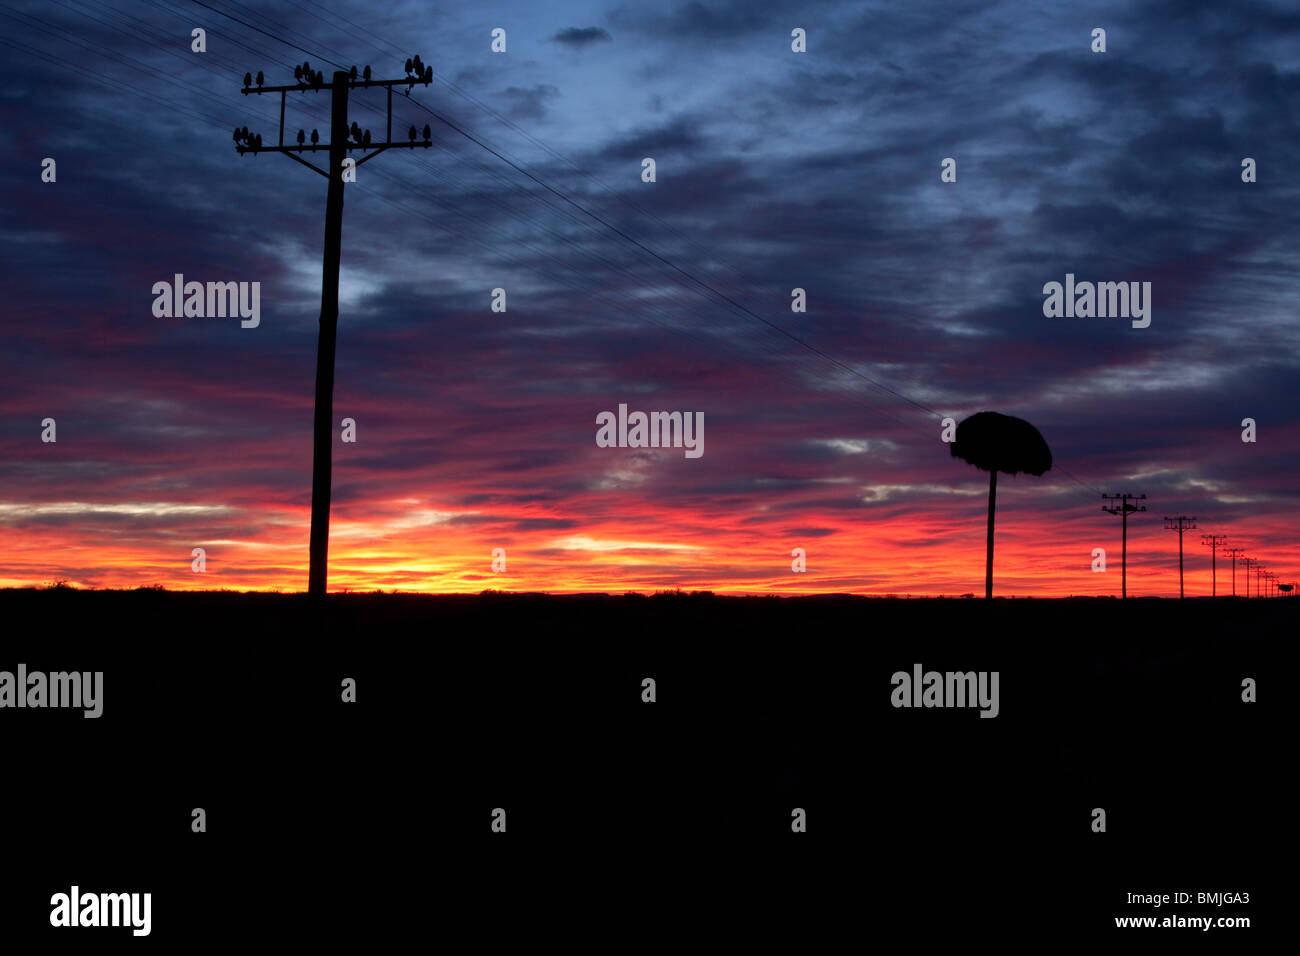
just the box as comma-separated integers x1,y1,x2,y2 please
2,589,1289,943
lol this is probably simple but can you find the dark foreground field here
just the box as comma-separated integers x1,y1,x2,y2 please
1,590,1291,945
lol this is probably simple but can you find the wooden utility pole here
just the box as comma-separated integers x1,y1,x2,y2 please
1102,494,1146,599
1163,515,1196,598
1200,534,1226,597
234,59,434,596
1223,547,1244,597
985,470,996,600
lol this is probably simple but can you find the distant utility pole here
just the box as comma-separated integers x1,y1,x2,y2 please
1241,557,1256,598
1200,534,1225,597
1163,515,1197,598
1102,493,1147,599
234,59,434,597
1223,547,1244,597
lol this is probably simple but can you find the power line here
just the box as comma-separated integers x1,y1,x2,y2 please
189,0,347,69
184,2,944,422
157,4,938,440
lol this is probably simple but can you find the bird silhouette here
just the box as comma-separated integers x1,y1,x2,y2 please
413,55,424,76
404,57,413,75
349,65,357,80
422,124,431,142
256,71,264,87
362,130,371,147
363,64,371,81
233,127,241,142
311,129,319,145
253,133,262,149
294,65,303,82
424,65,433,82
243,72,252,88
297,129,305,145
408,125,416,142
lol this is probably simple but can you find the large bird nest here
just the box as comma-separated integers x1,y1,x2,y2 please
950,411,1052,477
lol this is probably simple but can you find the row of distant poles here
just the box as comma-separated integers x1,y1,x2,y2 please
233,58,436,598
1103,495,1293,598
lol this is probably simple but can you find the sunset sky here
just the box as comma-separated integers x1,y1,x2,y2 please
2,0,1297,597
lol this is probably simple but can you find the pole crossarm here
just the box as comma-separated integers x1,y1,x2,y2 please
241,76,433,95
235,142,430,156
1101,493,1147,516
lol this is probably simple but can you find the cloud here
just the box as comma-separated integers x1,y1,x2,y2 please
496,84,561,121
551,26,612,48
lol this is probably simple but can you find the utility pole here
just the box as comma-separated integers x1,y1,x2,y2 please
1102,494,1147,599
1200,534,1225,597
1164,515,1196,598
1223,547,1245,597
1241,557,1256,598
234,59,434,597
